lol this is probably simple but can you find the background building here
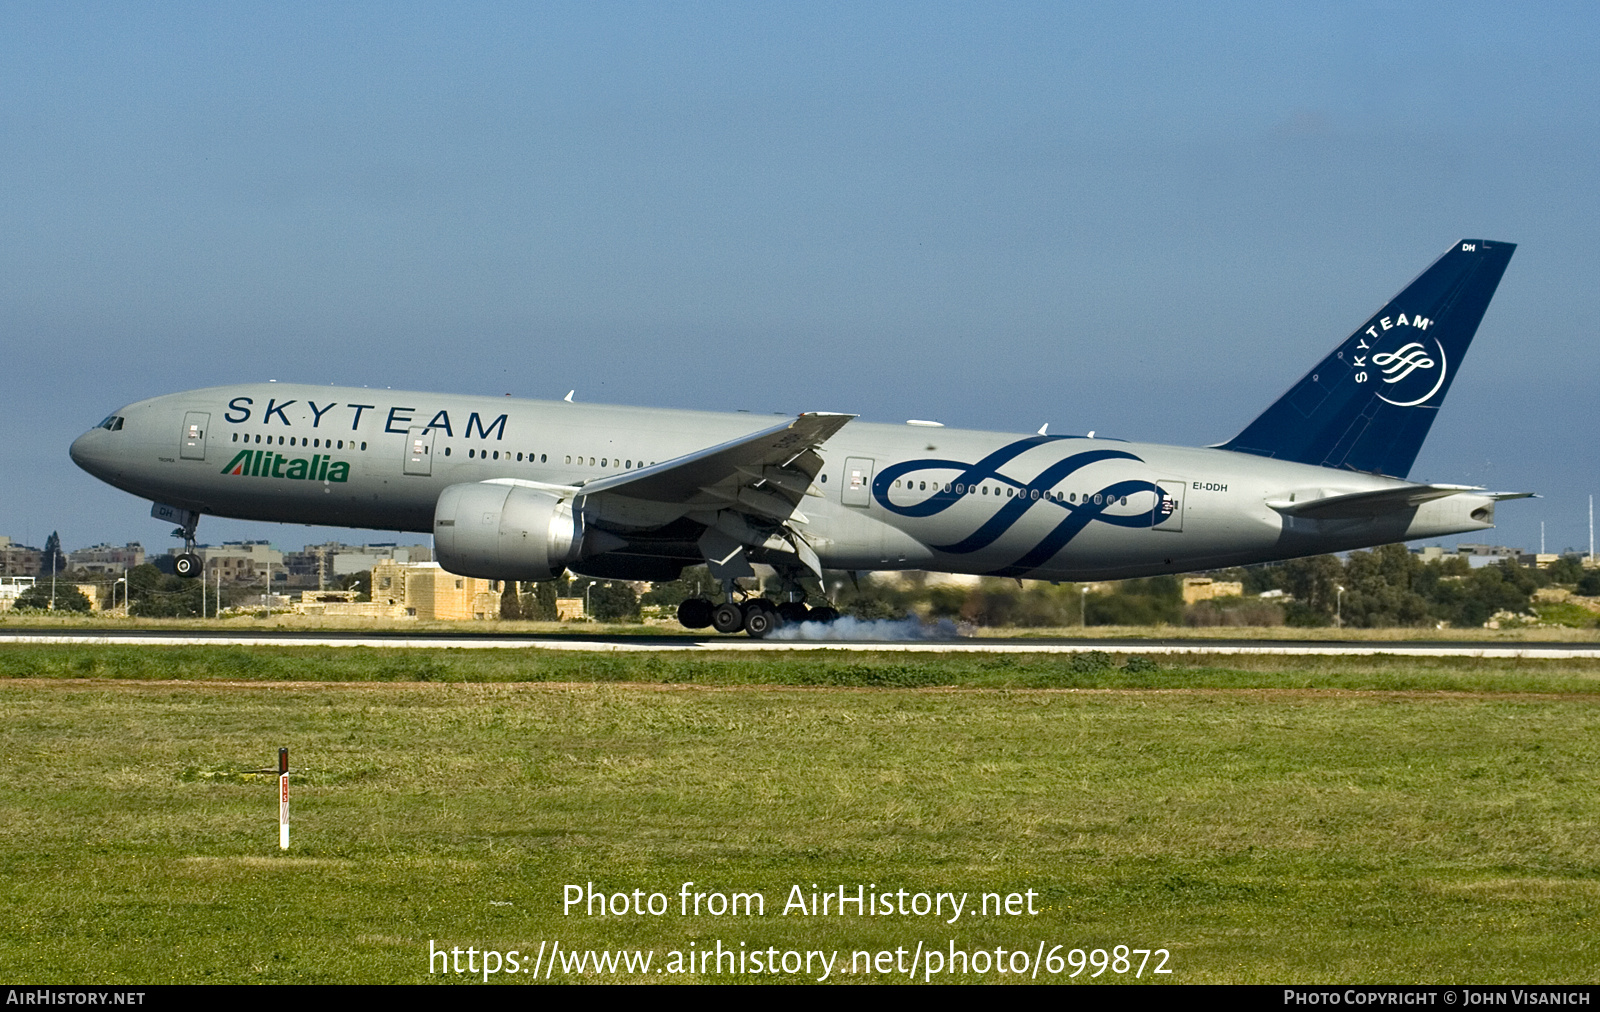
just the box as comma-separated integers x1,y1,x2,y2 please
0,576,37,610
371,560,500,620
1182,577,1245,604
0,538,43,577
293,588,403,619
283,542,434,589
66,542,145,575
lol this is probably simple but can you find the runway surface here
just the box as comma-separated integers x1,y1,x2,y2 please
3,628,1599,658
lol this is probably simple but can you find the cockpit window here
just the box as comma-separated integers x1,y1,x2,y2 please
97,415,125,431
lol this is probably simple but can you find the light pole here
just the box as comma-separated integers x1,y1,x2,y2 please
115,575,128,617
1335,584,1345,629
1080,585,1089,627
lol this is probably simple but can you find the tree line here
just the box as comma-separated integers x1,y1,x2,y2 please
639,548,1597,629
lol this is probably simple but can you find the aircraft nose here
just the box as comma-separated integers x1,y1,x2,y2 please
70,429,105,476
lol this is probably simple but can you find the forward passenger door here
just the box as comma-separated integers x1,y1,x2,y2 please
180,412,210,461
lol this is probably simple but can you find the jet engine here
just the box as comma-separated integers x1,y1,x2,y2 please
433,483,584,581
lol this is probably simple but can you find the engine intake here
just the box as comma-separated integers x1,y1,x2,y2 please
433,483,583,581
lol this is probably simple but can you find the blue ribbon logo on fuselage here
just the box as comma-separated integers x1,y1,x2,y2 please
872,436,1166,577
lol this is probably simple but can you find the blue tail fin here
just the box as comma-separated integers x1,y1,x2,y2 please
1221,240,1515,479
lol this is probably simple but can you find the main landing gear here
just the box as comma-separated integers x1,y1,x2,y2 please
676,596,841,638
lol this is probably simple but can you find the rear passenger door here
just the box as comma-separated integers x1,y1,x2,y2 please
843,457,874,508
404,427,434,476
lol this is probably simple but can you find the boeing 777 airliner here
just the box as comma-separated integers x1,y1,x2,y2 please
71,240,1526,635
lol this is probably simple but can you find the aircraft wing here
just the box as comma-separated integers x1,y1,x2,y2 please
1266,484,1531,521
576,411,854,519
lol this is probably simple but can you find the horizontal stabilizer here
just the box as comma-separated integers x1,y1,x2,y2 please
1267,483,1487,520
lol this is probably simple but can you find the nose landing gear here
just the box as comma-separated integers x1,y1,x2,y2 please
168,510,202,579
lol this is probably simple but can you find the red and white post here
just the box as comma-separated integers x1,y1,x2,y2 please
278,747,289,850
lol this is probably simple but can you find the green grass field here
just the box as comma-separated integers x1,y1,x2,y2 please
2,646,1597,983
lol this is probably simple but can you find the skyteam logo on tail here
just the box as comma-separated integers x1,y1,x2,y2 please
1374,342,1434,384
1347,312,1447,408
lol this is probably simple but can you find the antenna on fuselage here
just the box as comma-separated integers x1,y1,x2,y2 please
1037,423,1048,435
564,390,575,402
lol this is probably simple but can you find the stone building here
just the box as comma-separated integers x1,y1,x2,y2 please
370,561,501,620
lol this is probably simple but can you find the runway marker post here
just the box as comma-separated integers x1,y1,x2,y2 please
278,747,289,850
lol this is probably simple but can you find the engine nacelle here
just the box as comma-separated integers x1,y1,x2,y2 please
433,483,583,581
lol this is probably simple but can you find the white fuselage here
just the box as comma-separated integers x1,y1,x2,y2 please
70,383,1499,582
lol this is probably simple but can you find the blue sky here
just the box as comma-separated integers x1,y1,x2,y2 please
4,3,1597,555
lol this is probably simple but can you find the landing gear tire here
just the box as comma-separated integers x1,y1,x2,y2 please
743,605,780,639
806,605,840,624
174,553,201,579
743,598,775,618
710,601,745,634
776,601,809,623
677,598,714,629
